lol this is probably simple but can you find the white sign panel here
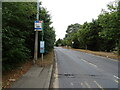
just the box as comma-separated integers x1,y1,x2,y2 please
40,41,45,53
40,41,44,48
34,21,43,31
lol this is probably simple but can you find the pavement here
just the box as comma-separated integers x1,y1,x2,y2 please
53,47,119,89
11,64,53,88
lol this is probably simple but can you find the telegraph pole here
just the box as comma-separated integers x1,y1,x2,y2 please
34,0,40,63
41,25,44,61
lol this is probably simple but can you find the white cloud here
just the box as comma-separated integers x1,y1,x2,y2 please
41,0,115,40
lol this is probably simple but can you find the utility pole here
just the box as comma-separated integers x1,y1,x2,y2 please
34,0,40,63
41,26,44,61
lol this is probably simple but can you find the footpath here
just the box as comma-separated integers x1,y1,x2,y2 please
11,64,53,88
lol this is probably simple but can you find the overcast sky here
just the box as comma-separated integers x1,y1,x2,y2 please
40,0,115,40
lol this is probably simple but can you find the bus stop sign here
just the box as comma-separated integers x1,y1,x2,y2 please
34,21,43,31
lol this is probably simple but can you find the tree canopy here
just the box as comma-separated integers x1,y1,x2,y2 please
2,2,55,71
57,0,120,54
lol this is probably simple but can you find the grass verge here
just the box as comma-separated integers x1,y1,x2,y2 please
63,47,120,61
36,50,54,67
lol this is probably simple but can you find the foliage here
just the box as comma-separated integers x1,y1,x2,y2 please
64,23,81,48
98,0,120,53
60,0,120,54
55,38,63,46
2,2,55,71
39,8,55,53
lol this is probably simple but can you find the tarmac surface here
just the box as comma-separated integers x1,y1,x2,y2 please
53,47,119,89
11,64,53,88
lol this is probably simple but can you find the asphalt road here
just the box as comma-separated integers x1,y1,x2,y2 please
53,47,119,89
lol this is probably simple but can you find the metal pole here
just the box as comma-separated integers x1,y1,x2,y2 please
34,0,39,63
41,53,43,61
41,22,44,61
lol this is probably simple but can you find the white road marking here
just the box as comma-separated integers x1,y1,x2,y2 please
81,59,97,68
81,59,87,62
84,81,91,88
113,75,120,79
88,62,97,67
70,82,74,86
80,82,86,88
53,53,59,88
53,62,59,88
94,81,104,90
113,75,119,83
114,80,119,83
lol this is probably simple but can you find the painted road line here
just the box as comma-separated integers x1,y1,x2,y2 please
81,59,87,63
53,62,59,88
80,82,86,88
114,75,120,79
53,52,59,88
88,62,97,67
70,82,74,86
94,81,104,90
114,80,119,83
81,59,97,68
84,81,91,88
113,75,119,83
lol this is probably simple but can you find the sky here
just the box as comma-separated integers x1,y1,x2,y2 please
40,0,115,40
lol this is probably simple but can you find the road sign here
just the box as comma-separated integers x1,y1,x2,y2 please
40,41,45,53
34,21,43,31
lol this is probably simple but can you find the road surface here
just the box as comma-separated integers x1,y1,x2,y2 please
53,47,119,89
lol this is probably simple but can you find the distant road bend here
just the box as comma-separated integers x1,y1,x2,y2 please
53,47,119,88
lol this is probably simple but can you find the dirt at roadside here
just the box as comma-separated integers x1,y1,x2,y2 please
2,61,33,88
36,50,54,67
63,47,120,61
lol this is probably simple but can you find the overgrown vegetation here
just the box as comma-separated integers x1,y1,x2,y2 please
55,0,120,55
2,2,55,72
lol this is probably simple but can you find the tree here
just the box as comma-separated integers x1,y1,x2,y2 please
78,20,104,51
55,38,63,46
98,1,120,54
2,2,55,71
38,7,56,54
65,23,81,48
63,0,120,54
2,2,35,71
